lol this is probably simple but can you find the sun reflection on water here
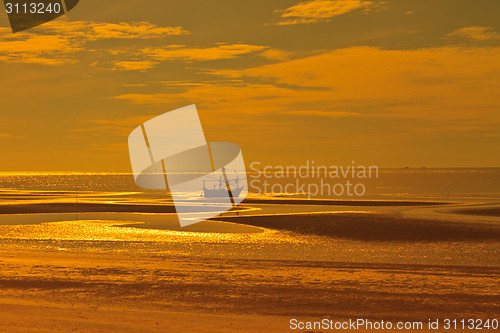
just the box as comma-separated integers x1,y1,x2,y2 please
0,219,293,244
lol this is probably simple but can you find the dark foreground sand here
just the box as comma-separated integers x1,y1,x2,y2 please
0,249,498,332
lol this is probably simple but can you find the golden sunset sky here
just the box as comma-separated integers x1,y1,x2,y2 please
0,0,499,171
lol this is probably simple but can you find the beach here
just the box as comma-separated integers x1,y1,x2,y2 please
0,171,498,332
2,0,499,330
0,250,498,332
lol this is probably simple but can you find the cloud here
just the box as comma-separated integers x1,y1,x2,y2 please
258,49,293,61
447,26,500,41
275,0,384,25
0,20,188,65
110,46,500,169
36,21,188,40
0,21,264,68
83,22,186,39
114,46,500,128
142,44,267,62
0,34,80,64
113,82,294,105
114,60,159,71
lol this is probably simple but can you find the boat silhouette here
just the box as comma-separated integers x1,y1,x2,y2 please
202,170,245,198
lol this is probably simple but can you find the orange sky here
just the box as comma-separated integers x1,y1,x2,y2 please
0,0,499,171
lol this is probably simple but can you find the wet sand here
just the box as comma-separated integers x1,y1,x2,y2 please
0,250,498,332
0,195,498,331
450,207,500,217
215,212,500,241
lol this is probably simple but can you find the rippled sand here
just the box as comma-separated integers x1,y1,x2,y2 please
0,249,498,332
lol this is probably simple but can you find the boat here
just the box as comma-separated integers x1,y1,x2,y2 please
202,172,245,198
203,184,245,198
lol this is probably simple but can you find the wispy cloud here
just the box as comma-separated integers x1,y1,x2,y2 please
0,21,265,69
113,82,293,105
31,20,188,40
0,20,188,65
258,49,293,61
142,44,267,62
275,0,384,25
114,60,159,71
114,46,500,127
0,34,80,65
447,26,500,41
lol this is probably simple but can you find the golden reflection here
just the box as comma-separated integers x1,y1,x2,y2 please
0,219,286,243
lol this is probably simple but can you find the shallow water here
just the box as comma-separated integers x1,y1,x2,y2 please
0,171,498,267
